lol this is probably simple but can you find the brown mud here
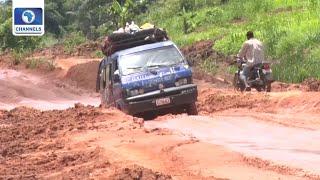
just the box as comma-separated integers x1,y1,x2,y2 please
302,78,320,92
0,106,172,179
65,61,100,91
1,42,320,179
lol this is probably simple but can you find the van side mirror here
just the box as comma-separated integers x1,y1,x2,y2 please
114,73,120,83
187,59,193,67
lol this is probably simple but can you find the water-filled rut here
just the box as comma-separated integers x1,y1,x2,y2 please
0,69,99,110
146,115,320,174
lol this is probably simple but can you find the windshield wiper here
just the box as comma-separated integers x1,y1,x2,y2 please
123,66,145,76
127,66,143,70
146,64,172,68
146,65,165,68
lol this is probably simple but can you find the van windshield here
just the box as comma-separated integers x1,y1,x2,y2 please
118,45,184,75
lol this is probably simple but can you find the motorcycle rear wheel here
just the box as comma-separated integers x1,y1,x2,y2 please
266,82,272,92
233,73,246,92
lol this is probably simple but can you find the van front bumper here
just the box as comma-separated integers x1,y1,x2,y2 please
123,84,197,115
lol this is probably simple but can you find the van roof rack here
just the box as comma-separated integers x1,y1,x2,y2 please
101,28,169,56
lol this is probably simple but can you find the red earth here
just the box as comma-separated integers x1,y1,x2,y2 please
1,55,320,179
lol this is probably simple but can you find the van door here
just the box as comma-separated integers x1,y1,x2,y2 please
111,57,122,108
100,63,114,106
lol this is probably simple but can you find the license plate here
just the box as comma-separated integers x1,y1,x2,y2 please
156,97,171,106
263,69,272,74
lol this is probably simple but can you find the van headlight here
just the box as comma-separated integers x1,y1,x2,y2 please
175,78,188,87
127,88,144,97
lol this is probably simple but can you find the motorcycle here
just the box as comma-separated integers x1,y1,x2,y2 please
233,57,274,92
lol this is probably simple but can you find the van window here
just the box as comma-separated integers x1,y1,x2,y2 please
100,64,111,89
113,57,119,72
118,45,184,75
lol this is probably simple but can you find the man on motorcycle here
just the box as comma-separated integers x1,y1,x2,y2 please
237,31,265,91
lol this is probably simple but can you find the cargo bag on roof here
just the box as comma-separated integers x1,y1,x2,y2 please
101,28,169,56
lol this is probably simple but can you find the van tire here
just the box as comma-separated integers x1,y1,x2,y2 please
186,103,198,115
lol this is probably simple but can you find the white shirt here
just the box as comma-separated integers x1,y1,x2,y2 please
238,38,265,65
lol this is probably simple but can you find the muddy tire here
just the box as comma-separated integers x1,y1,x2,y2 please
100,94,106,108
256,86,263,92
266,82,272,92
233,73,246,92
186,103,198,115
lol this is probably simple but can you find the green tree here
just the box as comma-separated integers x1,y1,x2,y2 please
0,2,39,51
111,0,134,28
72,0,113,39
45,0,67,36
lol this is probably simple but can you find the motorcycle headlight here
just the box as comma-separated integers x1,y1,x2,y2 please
127,88,144,97
175,78,188,87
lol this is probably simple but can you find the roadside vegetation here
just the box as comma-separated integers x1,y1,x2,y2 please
1,0,320,82
0,0,152,54
140,0,320,82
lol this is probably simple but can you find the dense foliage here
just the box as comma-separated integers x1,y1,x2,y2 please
140,0,320,82
0,0,153,51
1,0,320,82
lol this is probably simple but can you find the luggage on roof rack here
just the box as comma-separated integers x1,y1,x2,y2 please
101,28,169,56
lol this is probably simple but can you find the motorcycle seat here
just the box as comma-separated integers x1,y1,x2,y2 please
252,63,262,70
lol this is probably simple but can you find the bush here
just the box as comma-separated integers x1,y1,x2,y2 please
96,23,112,37
200,58,218,75
39,34,59,48
25,57,56,71
11,50,30,65
0,17,41,52
152,0,320,83
214,31,245,55
179,0,195,12
92,50,104,58
204,8,224,25
25,58,39,69
63,31,86,53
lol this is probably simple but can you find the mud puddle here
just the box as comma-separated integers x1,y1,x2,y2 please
0,69,99,110
145,115,320,175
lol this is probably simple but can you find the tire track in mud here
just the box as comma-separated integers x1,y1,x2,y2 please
146,115,320,178
241,156,320,180
2,55,320,179
146,85,320,178
0,106,172,179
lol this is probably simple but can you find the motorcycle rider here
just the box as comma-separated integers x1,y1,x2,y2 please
237,31,265,91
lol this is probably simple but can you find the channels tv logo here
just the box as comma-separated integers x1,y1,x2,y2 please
12,0,45,36
21,10,36,24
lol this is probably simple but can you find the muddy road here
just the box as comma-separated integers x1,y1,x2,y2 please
146,115,320,175
0,69,99,110
1,57,320,179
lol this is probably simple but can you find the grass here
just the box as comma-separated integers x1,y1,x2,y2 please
139,0,320,83
200,58,219,75
63,32,86,54
12,50,30,65
25,57,56,71
39,34,59,48
92,50,104,58
11,50,55,71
